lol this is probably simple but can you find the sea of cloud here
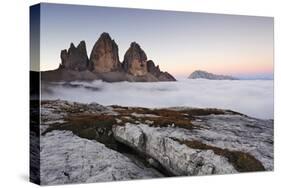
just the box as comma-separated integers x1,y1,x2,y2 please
41,79,274,119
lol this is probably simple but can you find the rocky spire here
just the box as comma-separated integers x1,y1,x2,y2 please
54,32,176,81
59,41,88,71
89,32,121,73
123,42,148,76
147,60,161,77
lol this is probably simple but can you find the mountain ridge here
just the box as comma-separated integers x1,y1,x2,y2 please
188,70,238,80
42,32,176,82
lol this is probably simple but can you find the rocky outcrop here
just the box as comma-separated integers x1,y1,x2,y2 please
189,70,238,80
37,100,273,185
42,32,176,82
121,44,176,81
147,60,176,81
89,33,121,73
158,72,177,81
123,42,148,76
38,100,163,185
59,41,89,71
40,131,163,185
113,124,237,175
147,60,161,76
111,106,272,175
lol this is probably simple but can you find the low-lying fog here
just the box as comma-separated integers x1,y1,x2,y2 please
41,79,274,119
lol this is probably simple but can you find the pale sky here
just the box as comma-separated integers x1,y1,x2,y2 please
34,3,274,79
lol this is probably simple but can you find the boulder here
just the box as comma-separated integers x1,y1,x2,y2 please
113,123,237,176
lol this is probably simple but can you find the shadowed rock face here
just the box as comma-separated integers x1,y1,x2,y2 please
123,42,148,76
122,44,176,80
147,60,161,77
89,33,121,73
59,41,89,71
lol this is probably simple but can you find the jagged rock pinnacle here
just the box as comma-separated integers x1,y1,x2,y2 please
89,32,121,72
123,42,148,76
59,41,88,71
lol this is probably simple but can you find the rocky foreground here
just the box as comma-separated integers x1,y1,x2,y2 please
33,100,273,185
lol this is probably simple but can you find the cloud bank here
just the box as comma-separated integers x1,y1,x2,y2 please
42,79,273,119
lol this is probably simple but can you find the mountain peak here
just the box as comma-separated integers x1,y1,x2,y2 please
189,70,238,80
54,32,176,82
59,41,89,71
77,40,86,49
123,42,148,76
89,32,121,72
100,32,111,39
130,41,140,48
69,42,75,49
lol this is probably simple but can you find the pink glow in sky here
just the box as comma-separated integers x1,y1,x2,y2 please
37,3,274,79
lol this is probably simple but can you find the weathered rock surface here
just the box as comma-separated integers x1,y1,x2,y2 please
147,60,161,76
37,100,273,185
123,42,148,76
189,70,238,80
40,131,163,185
30,100,40,184
59,41,89,71
113,124,237,175
89,32,121,73
41,32,176,82
39,100,163,185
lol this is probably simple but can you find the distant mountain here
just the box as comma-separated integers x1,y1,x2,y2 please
42,32,176,82
188,70,238,80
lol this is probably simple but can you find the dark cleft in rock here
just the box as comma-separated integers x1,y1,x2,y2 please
89,32,121,73
123,42,148,76
59,41,89,71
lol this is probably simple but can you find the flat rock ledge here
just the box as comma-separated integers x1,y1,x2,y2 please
36,100,273,184
40,130,163,185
